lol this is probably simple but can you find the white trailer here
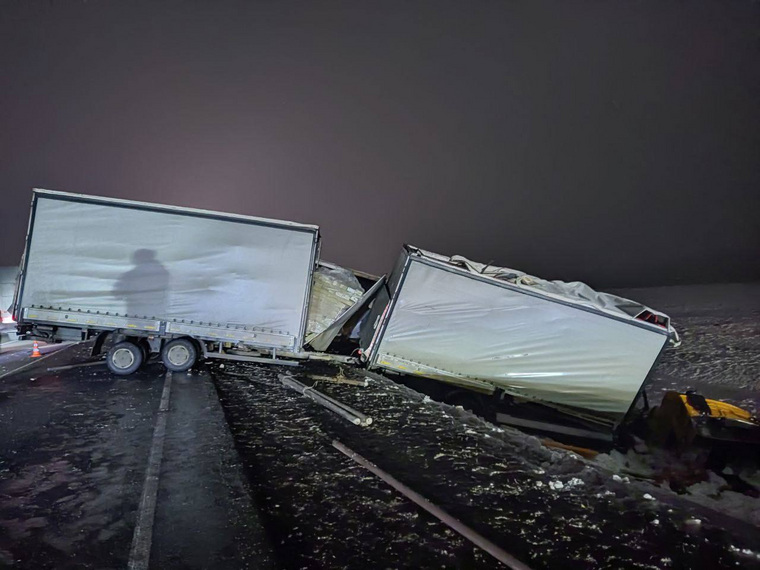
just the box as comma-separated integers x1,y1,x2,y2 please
13,189,320,374
360,246,679,438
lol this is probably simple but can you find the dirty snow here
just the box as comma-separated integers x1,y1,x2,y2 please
212,361,759,569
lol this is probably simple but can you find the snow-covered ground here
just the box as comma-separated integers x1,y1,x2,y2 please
612,283,760,416
212,359,760,569
590,283,760,543
594,444,760,527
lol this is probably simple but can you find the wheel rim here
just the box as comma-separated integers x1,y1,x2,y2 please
167,344,190,367
112,347,135,369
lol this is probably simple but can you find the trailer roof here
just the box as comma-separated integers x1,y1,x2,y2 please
407,246,677,339
33,188,320,234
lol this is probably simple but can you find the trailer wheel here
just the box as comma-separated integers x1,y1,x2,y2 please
106,341,144,375
161,338,197,372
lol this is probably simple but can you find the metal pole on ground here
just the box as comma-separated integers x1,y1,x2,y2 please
279,374,372,426
331,439,532,570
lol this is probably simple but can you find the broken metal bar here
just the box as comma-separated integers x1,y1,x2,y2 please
331,440,531,570
279,374,372,426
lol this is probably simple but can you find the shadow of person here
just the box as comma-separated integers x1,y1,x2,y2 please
113,249,170,319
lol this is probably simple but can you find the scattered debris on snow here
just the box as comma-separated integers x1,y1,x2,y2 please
210,359,760,569
729,545,760,561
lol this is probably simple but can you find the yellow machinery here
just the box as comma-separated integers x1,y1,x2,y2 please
679,393,755,423
649,391,760,448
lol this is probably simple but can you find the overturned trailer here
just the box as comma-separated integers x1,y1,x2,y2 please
13,189,323,373
360,246,679,441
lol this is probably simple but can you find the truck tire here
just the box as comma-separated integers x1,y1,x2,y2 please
107,341,144,375
161,338,197,372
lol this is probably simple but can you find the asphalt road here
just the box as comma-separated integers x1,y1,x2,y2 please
0,345,271,569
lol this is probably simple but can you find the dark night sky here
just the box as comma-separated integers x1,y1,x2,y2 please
1,1,758,287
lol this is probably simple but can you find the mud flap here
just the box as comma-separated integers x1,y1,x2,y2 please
90,330,109,357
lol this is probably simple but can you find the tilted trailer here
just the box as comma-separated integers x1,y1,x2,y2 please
10,190,681,444
12,189,324,374
360,246,680,441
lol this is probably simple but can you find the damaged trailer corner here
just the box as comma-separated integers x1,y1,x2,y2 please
304,261,386,353
359,245,679,441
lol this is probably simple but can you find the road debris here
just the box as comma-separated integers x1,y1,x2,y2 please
279,374,373,427
331,439,532,570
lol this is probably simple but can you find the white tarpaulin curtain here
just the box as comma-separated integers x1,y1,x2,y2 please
417,248,675,335
375,258,669,416
21,194,317,339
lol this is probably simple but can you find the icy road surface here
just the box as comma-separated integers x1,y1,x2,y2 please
211,361,760,569
0,344,272,569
